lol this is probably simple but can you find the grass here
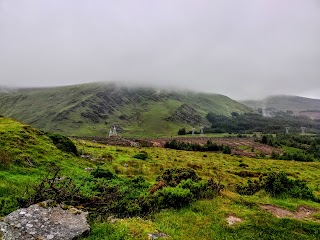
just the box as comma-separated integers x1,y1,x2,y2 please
1,117,319,239
75,140,320,239
0,117,93,215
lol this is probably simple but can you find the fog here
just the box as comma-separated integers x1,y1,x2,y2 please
0,0,320,99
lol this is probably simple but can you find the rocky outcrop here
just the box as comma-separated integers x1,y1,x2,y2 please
165,104,202,125
0,201,90,240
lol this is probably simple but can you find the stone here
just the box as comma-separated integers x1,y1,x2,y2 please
84,167,95,172
226,215,243,226
0,201,90,240
147,232,170,239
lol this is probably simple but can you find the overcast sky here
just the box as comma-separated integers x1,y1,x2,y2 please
0,0,320,100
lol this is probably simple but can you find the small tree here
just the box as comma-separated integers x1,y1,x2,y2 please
178,128,186,135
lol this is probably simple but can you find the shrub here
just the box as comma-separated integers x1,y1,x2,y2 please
153,187,193,209
236,172,316,201
0,198,19,216
133,152,148,160
178,127,186,135
222,146,232,154
46,133,78,155
164,139,232,154
264,172,315,200
0,150,11,169
236,178,264,195
156,168,200,187
91,168,115,180
179,179,215,199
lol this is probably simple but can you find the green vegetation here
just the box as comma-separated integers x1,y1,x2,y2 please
132,151,148,160
256,134,320,162
0,83,250,137
164,139,231,154
206,112,320,134
1,117,320,239
0,117,88,216
236,172,317,201
46,132,78,155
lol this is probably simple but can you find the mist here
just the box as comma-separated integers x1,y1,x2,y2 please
0,0,320,100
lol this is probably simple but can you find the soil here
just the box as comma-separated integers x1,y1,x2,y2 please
261,204,319,222
147,137,282,157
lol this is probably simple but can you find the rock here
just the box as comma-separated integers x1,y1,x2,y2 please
147,232,170,239
0,201,90,240
226,214,243,226
84,167,95,172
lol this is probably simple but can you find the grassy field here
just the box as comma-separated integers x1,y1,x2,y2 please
76,141,320,240
1,117,320,239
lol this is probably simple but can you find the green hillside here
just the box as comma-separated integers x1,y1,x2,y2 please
1,117,320,239
0,117,89,216
0,83,250,137
242,95,320,112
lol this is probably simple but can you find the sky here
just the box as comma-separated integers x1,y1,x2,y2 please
0,0,320,100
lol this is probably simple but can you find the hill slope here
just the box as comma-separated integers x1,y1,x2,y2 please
242,95,320,112
0,83,250,137
0,117,88,216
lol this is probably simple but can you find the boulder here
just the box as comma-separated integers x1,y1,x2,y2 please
0,201,90,240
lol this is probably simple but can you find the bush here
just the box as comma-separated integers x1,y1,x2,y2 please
178,127,186,135
19,167,222,221
153,187,193,209
156,168,200,187
236,178,264,195
264,172,315,200
236,172,316,201
0,150,11,169
133,152,148,160
222,146,231,154
91,168,115,180
179,179,215,199
47,133,78,155
164,140,232,154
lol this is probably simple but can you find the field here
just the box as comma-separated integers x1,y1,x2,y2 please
77,141,320,240
1,117,320,239
74,135,282,158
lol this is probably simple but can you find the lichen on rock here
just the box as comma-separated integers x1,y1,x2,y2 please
0,200,90,240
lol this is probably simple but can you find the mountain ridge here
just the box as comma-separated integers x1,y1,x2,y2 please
0,82,251,137
241,95,320,112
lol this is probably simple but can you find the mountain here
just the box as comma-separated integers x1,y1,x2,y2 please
0,83,250,137
241,95,320,119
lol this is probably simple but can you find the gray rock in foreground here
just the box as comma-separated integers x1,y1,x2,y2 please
0,201,90,240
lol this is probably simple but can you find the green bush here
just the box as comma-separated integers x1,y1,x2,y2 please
236,172,316,201
179,179,215,199
264,172,315,200
156,167,200,187
0,198,19,216
46,133,78,155
164,139,231,154
19,167,221,220
222,146,232,154
133,152,148,160
91,168,115,180
178,127,186,135
153,187,193,209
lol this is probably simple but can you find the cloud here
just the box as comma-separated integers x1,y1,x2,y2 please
0,0,319,99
